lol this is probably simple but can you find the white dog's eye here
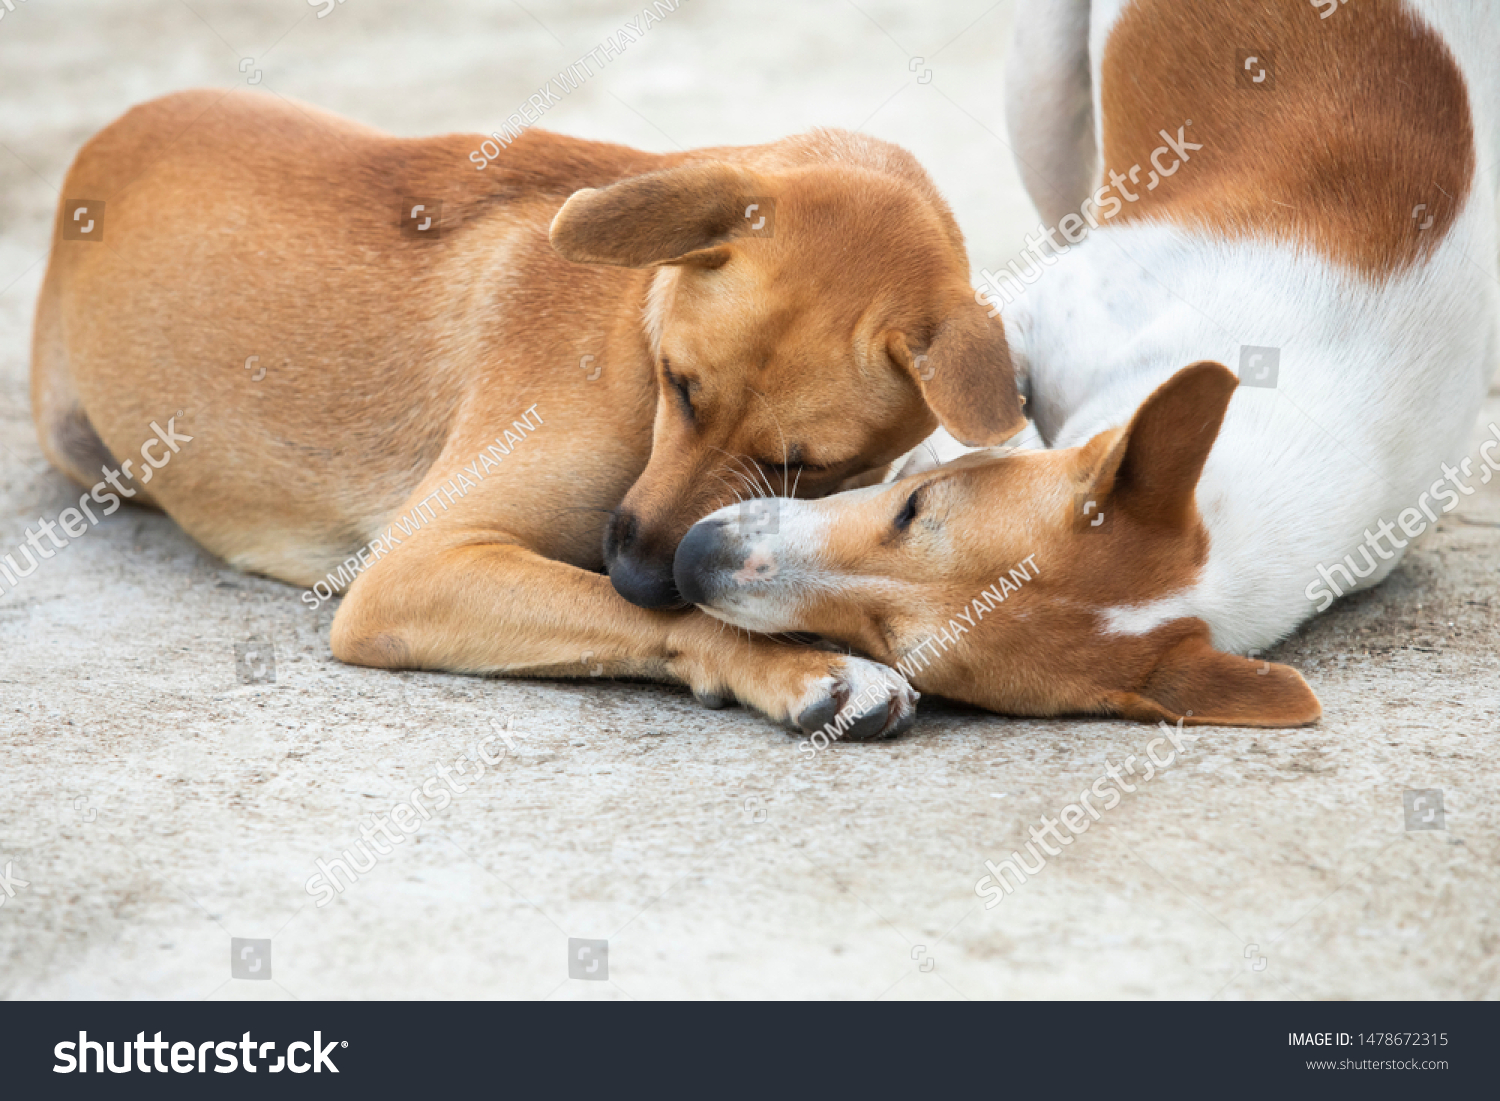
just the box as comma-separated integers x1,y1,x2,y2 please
894,489,921,532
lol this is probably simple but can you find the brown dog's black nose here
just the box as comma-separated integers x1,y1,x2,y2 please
604,509,682,608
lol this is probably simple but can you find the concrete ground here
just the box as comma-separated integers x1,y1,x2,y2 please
1,0,1497,1000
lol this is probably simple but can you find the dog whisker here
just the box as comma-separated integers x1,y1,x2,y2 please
746,385,793,497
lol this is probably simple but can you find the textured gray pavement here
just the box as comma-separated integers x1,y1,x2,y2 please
1,1,1496,1000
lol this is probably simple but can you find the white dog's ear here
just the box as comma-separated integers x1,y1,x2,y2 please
1080,360,1238,528
1110,629,1322,728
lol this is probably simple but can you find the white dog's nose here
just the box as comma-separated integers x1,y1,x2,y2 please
672,518,730,606
731,546,778,585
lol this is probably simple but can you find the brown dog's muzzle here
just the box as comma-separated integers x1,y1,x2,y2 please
603,507,686,608
607,445,750,608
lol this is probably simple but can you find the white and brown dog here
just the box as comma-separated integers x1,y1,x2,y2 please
1001,0,1499,654
674,0,1498,728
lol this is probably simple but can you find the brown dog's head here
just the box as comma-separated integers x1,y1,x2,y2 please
672,361,1321,727
549,141,1025,608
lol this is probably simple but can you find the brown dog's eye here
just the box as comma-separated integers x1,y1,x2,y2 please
751,441,827,479
755,458,828,477
894,490,921,532
661,359,695,421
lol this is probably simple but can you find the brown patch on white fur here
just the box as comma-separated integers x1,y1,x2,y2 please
680,364,1320,727
1102,0,1474,277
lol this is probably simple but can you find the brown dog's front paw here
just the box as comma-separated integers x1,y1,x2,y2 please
793,656,919,743
668,628,918,738
692,687,733,710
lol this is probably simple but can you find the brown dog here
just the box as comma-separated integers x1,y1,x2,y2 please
674,362,1322,731
31,89,1024,737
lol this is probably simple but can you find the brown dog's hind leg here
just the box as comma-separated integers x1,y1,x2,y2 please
29,263,160,508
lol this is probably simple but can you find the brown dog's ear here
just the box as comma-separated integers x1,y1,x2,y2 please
1083,360,1238,526
1111,631,1321,728
886,302,1027,447
549,162,769,269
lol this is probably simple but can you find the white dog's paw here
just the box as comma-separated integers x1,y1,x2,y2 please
792,655,919,742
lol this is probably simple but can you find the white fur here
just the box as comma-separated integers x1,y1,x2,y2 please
1101,589,1198,639
1003,0,1500,655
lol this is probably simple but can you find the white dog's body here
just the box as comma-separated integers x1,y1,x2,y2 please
1000,0,1500,654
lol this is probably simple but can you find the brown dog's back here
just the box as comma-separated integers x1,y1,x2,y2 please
33,91,673,581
